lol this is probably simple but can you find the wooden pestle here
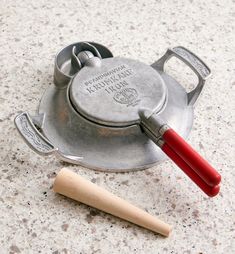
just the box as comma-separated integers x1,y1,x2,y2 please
53,168,172,237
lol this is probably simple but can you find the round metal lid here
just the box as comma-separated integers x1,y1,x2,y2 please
69,57,167,127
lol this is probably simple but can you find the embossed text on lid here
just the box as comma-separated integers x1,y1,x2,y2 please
69,57,167,127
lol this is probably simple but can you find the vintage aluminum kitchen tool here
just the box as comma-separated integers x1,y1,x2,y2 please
54,168,172,237
15,41,221,196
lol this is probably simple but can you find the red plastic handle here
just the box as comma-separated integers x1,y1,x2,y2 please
162,128,221,187
162,143,220,197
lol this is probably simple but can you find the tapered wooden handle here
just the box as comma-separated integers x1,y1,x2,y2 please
53,168,172,237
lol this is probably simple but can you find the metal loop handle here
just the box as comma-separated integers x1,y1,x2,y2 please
152,46,211,105
14,112,56,155
15,112,83,163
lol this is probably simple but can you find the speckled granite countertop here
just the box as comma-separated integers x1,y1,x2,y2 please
0,0,235,253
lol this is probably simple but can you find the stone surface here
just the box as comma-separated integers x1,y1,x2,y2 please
0,0,235,253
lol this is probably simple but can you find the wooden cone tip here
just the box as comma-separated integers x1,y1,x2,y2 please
53,168,68,193
165,224,173,237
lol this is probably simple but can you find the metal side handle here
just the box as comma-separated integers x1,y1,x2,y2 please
14,112,57,155
14,112,83,163
152,46,211,105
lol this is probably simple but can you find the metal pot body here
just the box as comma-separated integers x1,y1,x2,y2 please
15,42,210,172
